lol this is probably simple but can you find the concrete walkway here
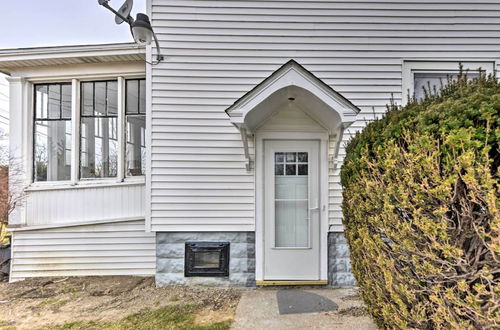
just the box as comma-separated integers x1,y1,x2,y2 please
231,287,377,330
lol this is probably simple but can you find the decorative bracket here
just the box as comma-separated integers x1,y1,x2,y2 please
332,124,347,170
239,127,253,172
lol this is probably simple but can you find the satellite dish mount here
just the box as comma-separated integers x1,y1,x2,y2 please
98,0,164,63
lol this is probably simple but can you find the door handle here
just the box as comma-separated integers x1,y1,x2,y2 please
310,199,319,211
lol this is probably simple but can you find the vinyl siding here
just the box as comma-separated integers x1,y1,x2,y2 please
10,220,155,281
24,184,145,226
149,0,500,231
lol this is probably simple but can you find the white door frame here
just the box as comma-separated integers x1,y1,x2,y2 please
255,131,329,282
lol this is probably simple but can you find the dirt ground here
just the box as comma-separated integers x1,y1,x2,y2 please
0,276,241,329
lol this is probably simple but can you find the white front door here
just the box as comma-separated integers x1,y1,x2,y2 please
263,140,320,280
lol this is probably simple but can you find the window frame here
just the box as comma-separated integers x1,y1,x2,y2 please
402,61,495,106
29,75,146,188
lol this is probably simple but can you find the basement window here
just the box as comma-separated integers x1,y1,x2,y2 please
185,242,230,277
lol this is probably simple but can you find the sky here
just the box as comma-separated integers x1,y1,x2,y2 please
0,0,147,141
0,0,147,49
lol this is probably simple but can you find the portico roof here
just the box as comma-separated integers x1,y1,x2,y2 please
225,59,360,134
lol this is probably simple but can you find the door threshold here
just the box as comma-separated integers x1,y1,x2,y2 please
256,280,328,286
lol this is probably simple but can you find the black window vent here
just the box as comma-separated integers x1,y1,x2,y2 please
184,242,230,277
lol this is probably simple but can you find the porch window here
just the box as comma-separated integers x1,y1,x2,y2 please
31,77,146,184
125,79,146,176
80,81,118,178
33,83,72,182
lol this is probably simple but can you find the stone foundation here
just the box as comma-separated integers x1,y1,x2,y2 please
328,232,356,287
156,232,255,287
156,231,354,287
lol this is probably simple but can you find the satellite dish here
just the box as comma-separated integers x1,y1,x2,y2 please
115,0,133,24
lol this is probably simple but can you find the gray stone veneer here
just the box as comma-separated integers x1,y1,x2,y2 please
156,232,255,287
328,232,356,287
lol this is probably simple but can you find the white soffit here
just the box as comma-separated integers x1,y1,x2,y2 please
0,42,145,74
225,59,360,134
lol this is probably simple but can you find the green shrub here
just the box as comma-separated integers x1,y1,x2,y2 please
341,72,499,329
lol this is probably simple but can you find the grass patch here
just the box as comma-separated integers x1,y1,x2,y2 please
39,304,231,330
0,319,16,330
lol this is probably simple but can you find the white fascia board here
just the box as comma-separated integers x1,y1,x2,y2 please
0,43,146,75
0,43,145,62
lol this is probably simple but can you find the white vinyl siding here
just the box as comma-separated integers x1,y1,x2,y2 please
149,0,500,231
9,219,155,281
24,183,145,226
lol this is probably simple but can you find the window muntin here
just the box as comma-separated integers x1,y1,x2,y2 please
80,81,118,178
33,83,72,182
274,152,308,176
125,79,146,176
413,71,480,101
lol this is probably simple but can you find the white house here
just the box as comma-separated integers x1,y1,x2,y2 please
1,0,498,286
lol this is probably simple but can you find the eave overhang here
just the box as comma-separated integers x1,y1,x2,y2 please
0,42,145,75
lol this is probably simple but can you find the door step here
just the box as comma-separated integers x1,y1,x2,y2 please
256,280,328,286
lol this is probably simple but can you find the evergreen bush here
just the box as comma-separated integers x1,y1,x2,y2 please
341,72,499,329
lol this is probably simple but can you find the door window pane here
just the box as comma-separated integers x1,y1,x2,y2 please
33,83,72,182
286,152,296,162
298,164,308,175
285,164,296,175
274,151,309,248
275,164,284,176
